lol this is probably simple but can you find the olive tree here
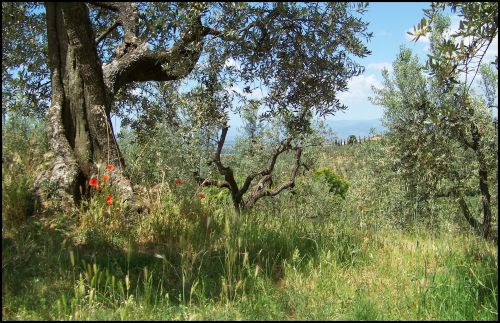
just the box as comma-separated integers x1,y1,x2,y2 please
374,9,497,239
3,2,372,213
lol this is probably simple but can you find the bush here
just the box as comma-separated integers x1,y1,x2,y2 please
2,166,35,225
2,115,47,225
313,167,349,199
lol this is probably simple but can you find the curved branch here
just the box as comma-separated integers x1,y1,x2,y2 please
211,127,240,193
240,138,292,195
245,147,302,208
193,170,231,189
103,19,205,95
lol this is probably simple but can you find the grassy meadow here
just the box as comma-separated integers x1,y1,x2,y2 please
2,118,498,321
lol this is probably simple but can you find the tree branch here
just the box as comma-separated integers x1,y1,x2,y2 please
245,147,302,207
89,2,119,12
214,126,228,163
115,2,140,44
193,171,231,189
210,126,241,197
240,138,292,195
457,195,483,233
465,34,496,95
101,3,283,96
268,147,302,196
103,14,205,95
95,20,121,44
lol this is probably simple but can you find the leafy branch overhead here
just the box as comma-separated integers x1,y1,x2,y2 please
408,2,498,87
3,2,372,123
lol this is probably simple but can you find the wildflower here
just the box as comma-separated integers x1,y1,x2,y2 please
89,178,98,187
105,195,113,205
102,175,110,182
107,165,114,171
96,185,103,191
199,193,206,199
175,178,184,185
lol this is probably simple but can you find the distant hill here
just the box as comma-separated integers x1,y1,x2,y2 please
324,119,386,139
225,118,386,145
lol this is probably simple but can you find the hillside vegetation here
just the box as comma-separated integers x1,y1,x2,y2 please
2,117,497,320
2,2,498,321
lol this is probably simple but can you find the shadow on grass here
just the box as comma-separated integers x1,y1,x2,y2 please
2,211,334,311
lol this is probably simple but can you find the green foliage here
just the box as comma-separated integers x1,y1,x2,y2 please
479,63,498,109
2,137,498,320
2,115,48,225
347,134,358,145
2,2,498,320
2,167,35,226
117,122,213,190
409,2,498,87
2,2,49,118
371,45,498,230
313,167,349,200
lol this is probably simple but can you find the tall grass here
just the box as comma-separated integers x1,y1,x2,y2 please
2,123,497,320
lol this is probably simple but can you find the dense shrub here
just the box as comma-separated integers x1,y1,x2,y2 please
2,115,48,224
313,167,349,199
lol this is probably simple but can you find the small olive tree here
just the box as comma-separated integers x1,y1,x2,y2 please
373,12,497,239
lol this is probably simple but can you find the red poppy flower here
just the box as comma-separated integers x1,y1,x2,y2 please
107,165,114,171
199,193,206,199
89,178,98,187
105,195,113,205
96,185,103,191
175,178,184,185
102,175,110,182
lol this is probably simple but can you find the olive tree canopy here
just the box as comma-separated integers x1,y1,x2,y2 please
2,2,372,212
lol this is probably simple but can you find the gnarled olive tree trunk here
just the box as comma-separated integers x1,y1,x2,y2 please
36,2,133,212
36,2,205,213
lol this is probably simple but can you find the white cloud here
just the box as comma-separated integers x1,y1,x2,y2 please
332,74,384,120
366,62,393,73
338,74,381,103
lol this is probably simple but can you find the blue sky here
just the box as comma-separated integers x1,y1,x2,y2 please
225,2,498,129
327,2,498,122
331,2,433,121
214,2,426,131
109,2,498,134
222,2,437,130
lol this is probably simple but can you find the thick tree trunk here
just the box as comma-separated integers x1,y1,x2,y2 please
36,2,214,214
36,3,137,212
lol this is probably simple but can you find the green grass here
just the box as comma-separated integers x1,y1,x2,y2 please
2,138,497,320
2,202,497,320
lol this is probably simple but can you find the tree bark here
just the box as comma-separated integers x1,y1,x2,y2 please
37,2,135,212
469,120,492,239
36,2,208,214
